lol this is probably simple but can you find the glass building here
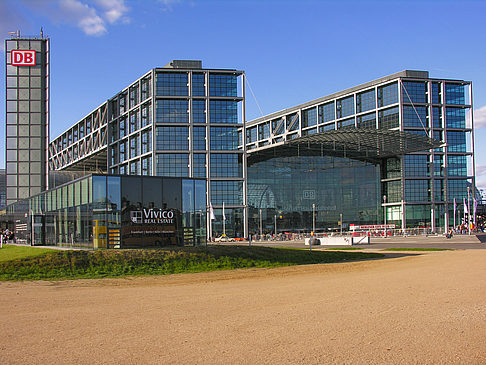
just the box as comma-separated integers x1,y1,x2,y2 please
5,174,206,248
2,39,477,245
244,70,475,233
47,60,246,239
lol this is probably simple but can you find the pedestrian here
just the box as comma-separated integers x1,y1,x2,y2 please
248,233,252,246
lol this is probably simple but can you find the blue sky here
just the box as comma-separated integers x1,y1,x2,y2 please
1,0,486,189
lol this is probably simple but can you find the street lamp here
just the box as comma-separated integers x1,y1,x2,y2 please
259,208,263,237
312,203,316,234
383,195,387,238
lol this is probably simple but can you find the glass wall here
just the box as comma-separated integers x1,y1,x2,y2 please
4,174,206,248
247,154,381,234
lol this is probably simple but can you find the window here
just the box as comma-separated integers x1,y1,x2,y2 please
378,107,399,129
404,155,429,177
119,117,126,138
446,131,466,152
193,126,206,150
357,112,376,129
140,77,151,100
130,135,139,158
272,118,285,135
193,100,206,123
432,82,441,104
210,181,243,205
447,179,467,201
433,155,443,177
258,123,270,140
302,107,317,128
209,100,238,124
337,118,355,129
402,82,427,104
129,110,139,134
141,156,152,176
209,74,237,97
447,156,467,176
446,108,465,129
286,113,299,131
403,106,428,128
432,107,442,128
319,102,335,123
156,126,189,150
193,153,206,178
141,103,152,127
434,180,444,201
210,127,237,150
141,129,151,154
129,85,139,108
405,180,430,202
156,73,188,96
246,126,257,143
336,96,354,118
356,89,375,113
156,100,188,123
378,82,398,107
192,73,205,96
156,154,189,177
445,84,465,105
210,154,242,177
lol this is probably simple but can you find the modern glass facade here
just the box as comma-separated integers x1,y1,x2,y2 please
47,60,246,239
4,59,476,243
247,155,380,234
5,174,206,248
244,70,474,231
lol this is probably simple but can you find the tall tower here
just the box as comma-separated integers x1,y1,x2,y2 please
5,32,49,205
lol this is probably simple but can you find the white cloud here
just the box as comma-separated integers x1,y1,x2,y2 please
0,0,131,41
95,0,130,24
57,0,106,36
473,105,486,129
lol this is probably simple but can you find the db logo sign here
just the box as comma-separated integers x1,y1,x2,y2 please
11,50,36,66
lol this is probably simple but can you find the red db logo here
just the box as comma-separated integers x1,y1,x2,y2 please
11,50,36,66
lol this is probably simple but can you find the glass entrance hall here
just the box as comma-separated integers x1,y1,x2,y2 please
4,174,206,248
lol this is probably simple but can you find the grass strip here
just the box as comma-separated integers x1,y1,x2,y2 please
0,245,54,262
0,245,384,281
381,248,454,251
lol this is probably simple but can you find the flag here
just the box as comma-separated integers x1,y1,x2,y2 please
209,202,216,221
464,197,468,213
222,202,226,221
453,198,456,213
473,199,478,223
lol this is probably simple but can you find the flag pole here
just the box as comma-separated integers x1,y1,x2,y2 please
453,198,456,230
223,202,226,236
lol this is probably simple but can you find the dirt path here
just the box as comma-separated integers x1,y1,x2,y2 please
1,250,485,364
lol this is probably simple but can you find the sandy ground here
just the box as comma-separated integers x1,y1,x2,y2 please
1,249,486,364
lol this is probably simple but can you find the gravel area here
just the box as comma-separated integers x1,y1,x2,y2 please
1,249,485,364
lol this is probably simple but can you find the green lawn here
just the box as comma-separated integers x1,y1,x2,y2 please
0,245,54,262
0,245,384,281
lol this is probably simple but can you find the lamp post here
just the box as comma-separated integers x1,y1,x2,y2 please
312,204,316,234
340,213,343,235
274,214,277,236
259,208,262,237
383,195,387,238
467,186,471,235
